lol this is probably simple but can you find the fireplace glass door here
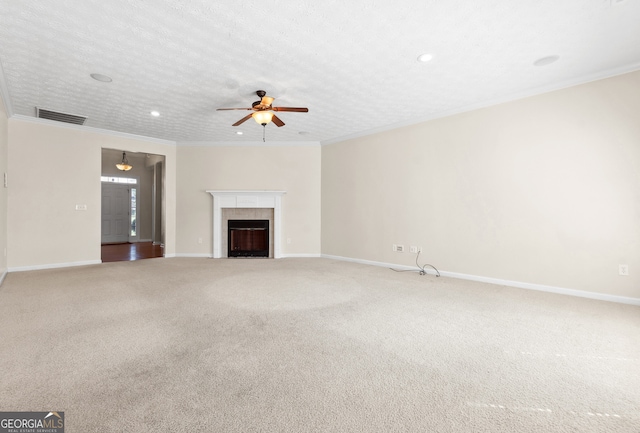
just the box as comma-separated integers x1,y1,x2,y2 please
228,220,269,257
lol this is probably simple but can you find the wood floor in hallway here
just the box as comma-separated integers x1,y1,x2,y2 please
101,242,164,262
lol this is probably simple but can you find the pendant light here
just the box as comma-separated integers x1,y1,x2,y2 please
116,152,133,171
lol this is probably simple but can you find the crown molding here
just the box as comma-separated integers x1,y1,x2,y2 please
10,114,176,146
177,140,321,147
321,62,640,146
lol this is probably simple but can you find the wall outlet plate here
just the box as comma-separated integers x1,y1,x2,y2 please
619,264,629,276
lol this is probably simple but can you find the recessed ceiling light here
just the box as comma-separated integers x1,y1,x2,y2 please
533,55,560,67
236,131,243,135
298,131,310,135
90,73,112,83
150,111,160,117
417,53,433,63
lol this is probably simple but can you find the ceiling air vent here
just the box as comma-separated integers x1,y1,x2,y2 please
35,107,87,125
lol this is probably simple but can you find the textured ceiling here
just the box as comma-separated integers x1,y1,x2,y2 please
0,0,639,144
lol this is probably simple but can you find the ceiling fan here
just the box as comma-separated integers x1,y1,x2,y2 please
217,90,309,127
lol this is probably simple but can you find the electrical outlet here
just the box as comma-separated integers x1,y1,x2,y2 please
410,246,418,253
287,238,292,244
619,264,629,276
75,204,87,211
396,245,404,253
418,246,423,253
198,237,203,244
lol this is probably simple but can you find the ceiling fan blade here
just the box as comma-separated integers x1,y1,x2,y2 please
272,114,285,127
272,107,309,112
232,113,253,126
217,108,252,111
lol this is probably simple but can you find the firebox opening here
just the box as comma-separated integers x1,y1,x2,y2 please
228,220,269,258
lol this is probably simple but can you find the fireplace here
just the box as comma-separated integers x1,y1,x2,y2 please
228,220,269,257
207,190,285,259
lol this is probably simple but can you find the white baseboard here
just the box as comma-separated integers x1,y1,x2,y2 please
321,254,640,306
0,269,7,286
136,238,153,243
8,260,102,272
321,254,415,271
172,253,321,259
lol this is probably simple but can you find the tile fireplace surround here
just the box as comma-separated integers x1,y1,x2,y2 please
207,190,286,259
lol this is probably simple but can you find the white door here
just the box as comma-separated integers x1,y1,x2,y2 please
102,183,130,243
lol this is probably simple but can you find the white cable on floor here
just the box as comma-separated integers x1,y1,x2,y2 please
390,250,440,277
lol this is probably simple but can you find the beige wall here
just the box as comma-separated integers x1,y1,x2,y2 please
322,71,640,299
7,119,177,269
176,145,321,257
0,97,7,277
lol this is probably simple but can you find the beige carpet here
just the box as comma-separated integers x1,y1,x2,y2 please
0,258,638,432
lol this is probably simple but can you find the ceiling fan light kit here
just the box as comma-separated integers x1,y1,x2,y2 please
252,111,274,125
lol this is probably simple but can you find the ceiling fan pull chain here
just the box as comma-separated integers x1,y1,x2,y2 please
263,124,266,142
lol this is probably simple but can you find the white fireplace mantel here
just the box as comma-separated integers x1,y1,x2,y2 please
207,190,286,258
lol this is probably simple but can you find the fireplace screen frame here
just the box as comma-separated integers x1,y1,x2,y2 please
227,219,270,258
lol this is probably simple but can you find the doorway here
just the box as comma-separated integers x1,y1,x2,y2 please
101,149,165,262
